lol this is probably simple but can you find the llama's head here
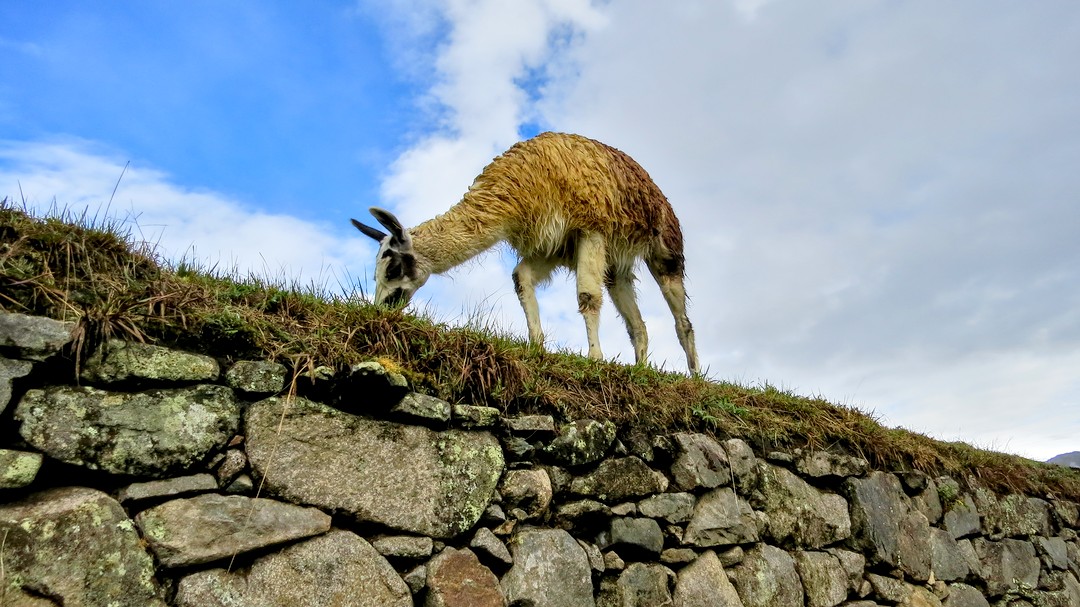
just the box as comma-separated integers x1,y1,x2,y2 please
351,207,430,307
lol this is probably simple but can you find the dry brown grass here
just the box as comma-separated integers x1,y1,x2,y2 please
2,199,1078,500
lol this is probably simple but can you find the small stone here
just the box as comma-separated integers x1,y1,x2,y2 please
391,392,452,424
608,517,664,560
683,487,759,548
404,565,427,594
723,439,758,491
501,528,595,607
0,312,75,361
717,545,745,568
214,448,248,486
556,499,611,530
349,360,409,389
795,450,870,479
660,548,698,565
0,448,43,489
482,503,508,525
118,473,219,505
604,551,627,571
670,433,732,491
674,551,744,607
611,502,638,516
766,451,793,463
371,535,434,560
135,494,331,568
0,357,33,415
503,414,556,436
81,338,219,383
543,419,617,467
173,530,411,607
638,492,696,524
470,527,513,568
500,468,553,520
453,404,501,428
502,436,535,460
578,539,606,574
570,456,668,503
425,547,503,607
225,474,254,494
225,360,287,394
598,563,675,607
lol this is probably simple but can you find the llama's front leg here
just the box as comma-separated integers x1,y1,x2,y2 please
576,233,607,360
607,271,649,365
513,258,548,346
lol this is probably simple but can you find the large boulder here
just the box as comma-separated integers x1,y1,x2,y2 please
0,312,75,360
683,487,759,548
80,338,220,383
673,550,745,607
135,493,331,568
597,562,675,607
174,530,411,607
501,527,596,607
16,384,240,477
845,472,908,568
792,551,848,607
544,419,617,467
669,433,732,491
971,538,1039,598
930,527,972,582
425,547,505,607
0,487,166,606
570,456,669,503
245,396,504,538
729,544,804,607
753,462,851,549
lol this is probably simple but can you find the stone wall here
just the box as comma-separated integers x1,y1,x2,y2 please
1,310,1079,607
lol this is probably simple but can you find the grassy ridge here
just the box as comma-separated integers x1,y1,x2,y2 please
2,199,1078,500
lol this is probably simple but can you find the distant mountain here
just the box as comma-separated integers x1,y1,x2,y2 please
1047,451,1080,468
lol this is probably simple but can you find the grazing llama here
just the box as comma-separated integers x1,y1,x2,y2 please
352,132,699,374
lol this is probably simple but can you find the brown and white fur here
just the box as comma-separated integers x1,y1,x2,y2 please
352,132,699,374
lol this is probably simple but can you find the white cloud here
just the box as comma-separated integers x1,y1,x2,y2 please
0,138,372,290
373,0,1080,459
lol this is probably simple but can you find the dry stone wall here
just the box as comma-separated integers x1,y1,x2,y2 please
1,310,1079,607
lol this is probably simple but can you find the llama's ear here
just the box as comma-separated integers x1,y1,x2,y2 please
369,207,409,245
351,218,388,242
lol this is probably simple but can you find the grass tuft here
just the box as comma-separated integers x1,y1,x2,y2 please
2,198,1078,500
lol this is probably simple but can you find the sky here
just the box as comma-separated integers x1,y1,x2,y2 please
2,1,1078,462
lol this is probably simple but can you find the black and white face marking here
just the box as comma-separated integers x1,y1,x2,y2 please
371,241,426,306
352,208,430,307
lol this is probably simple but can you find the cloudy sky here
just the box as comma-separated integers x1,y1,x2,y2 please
2,1,1078,461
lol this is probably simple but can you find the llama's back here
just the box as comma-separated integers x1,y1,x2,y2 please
463,132,685,273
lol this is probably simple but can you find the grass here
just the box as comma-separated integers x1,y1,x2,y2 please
2,198,1079,501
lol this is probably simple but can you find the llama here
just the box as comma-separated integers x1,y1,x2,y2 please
352,132,700,374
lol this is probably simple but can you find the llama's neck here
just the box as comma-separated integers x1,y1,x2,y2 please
410,197,508,275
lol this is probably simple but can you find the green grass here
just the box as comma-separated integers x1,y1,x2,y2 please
2,198,1078,500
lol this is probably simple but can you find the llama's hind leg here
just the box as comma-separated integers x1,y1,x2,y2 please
513,258,556,347
607,270,649,365
647,259,700,374
576,233,607,361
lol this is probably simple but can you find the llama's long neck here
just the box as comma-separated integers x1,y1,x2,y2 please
410,195,508,275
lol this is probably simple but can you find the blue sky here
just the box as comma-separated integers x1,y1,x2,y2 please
1,2,418,218
2,0,1079,461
